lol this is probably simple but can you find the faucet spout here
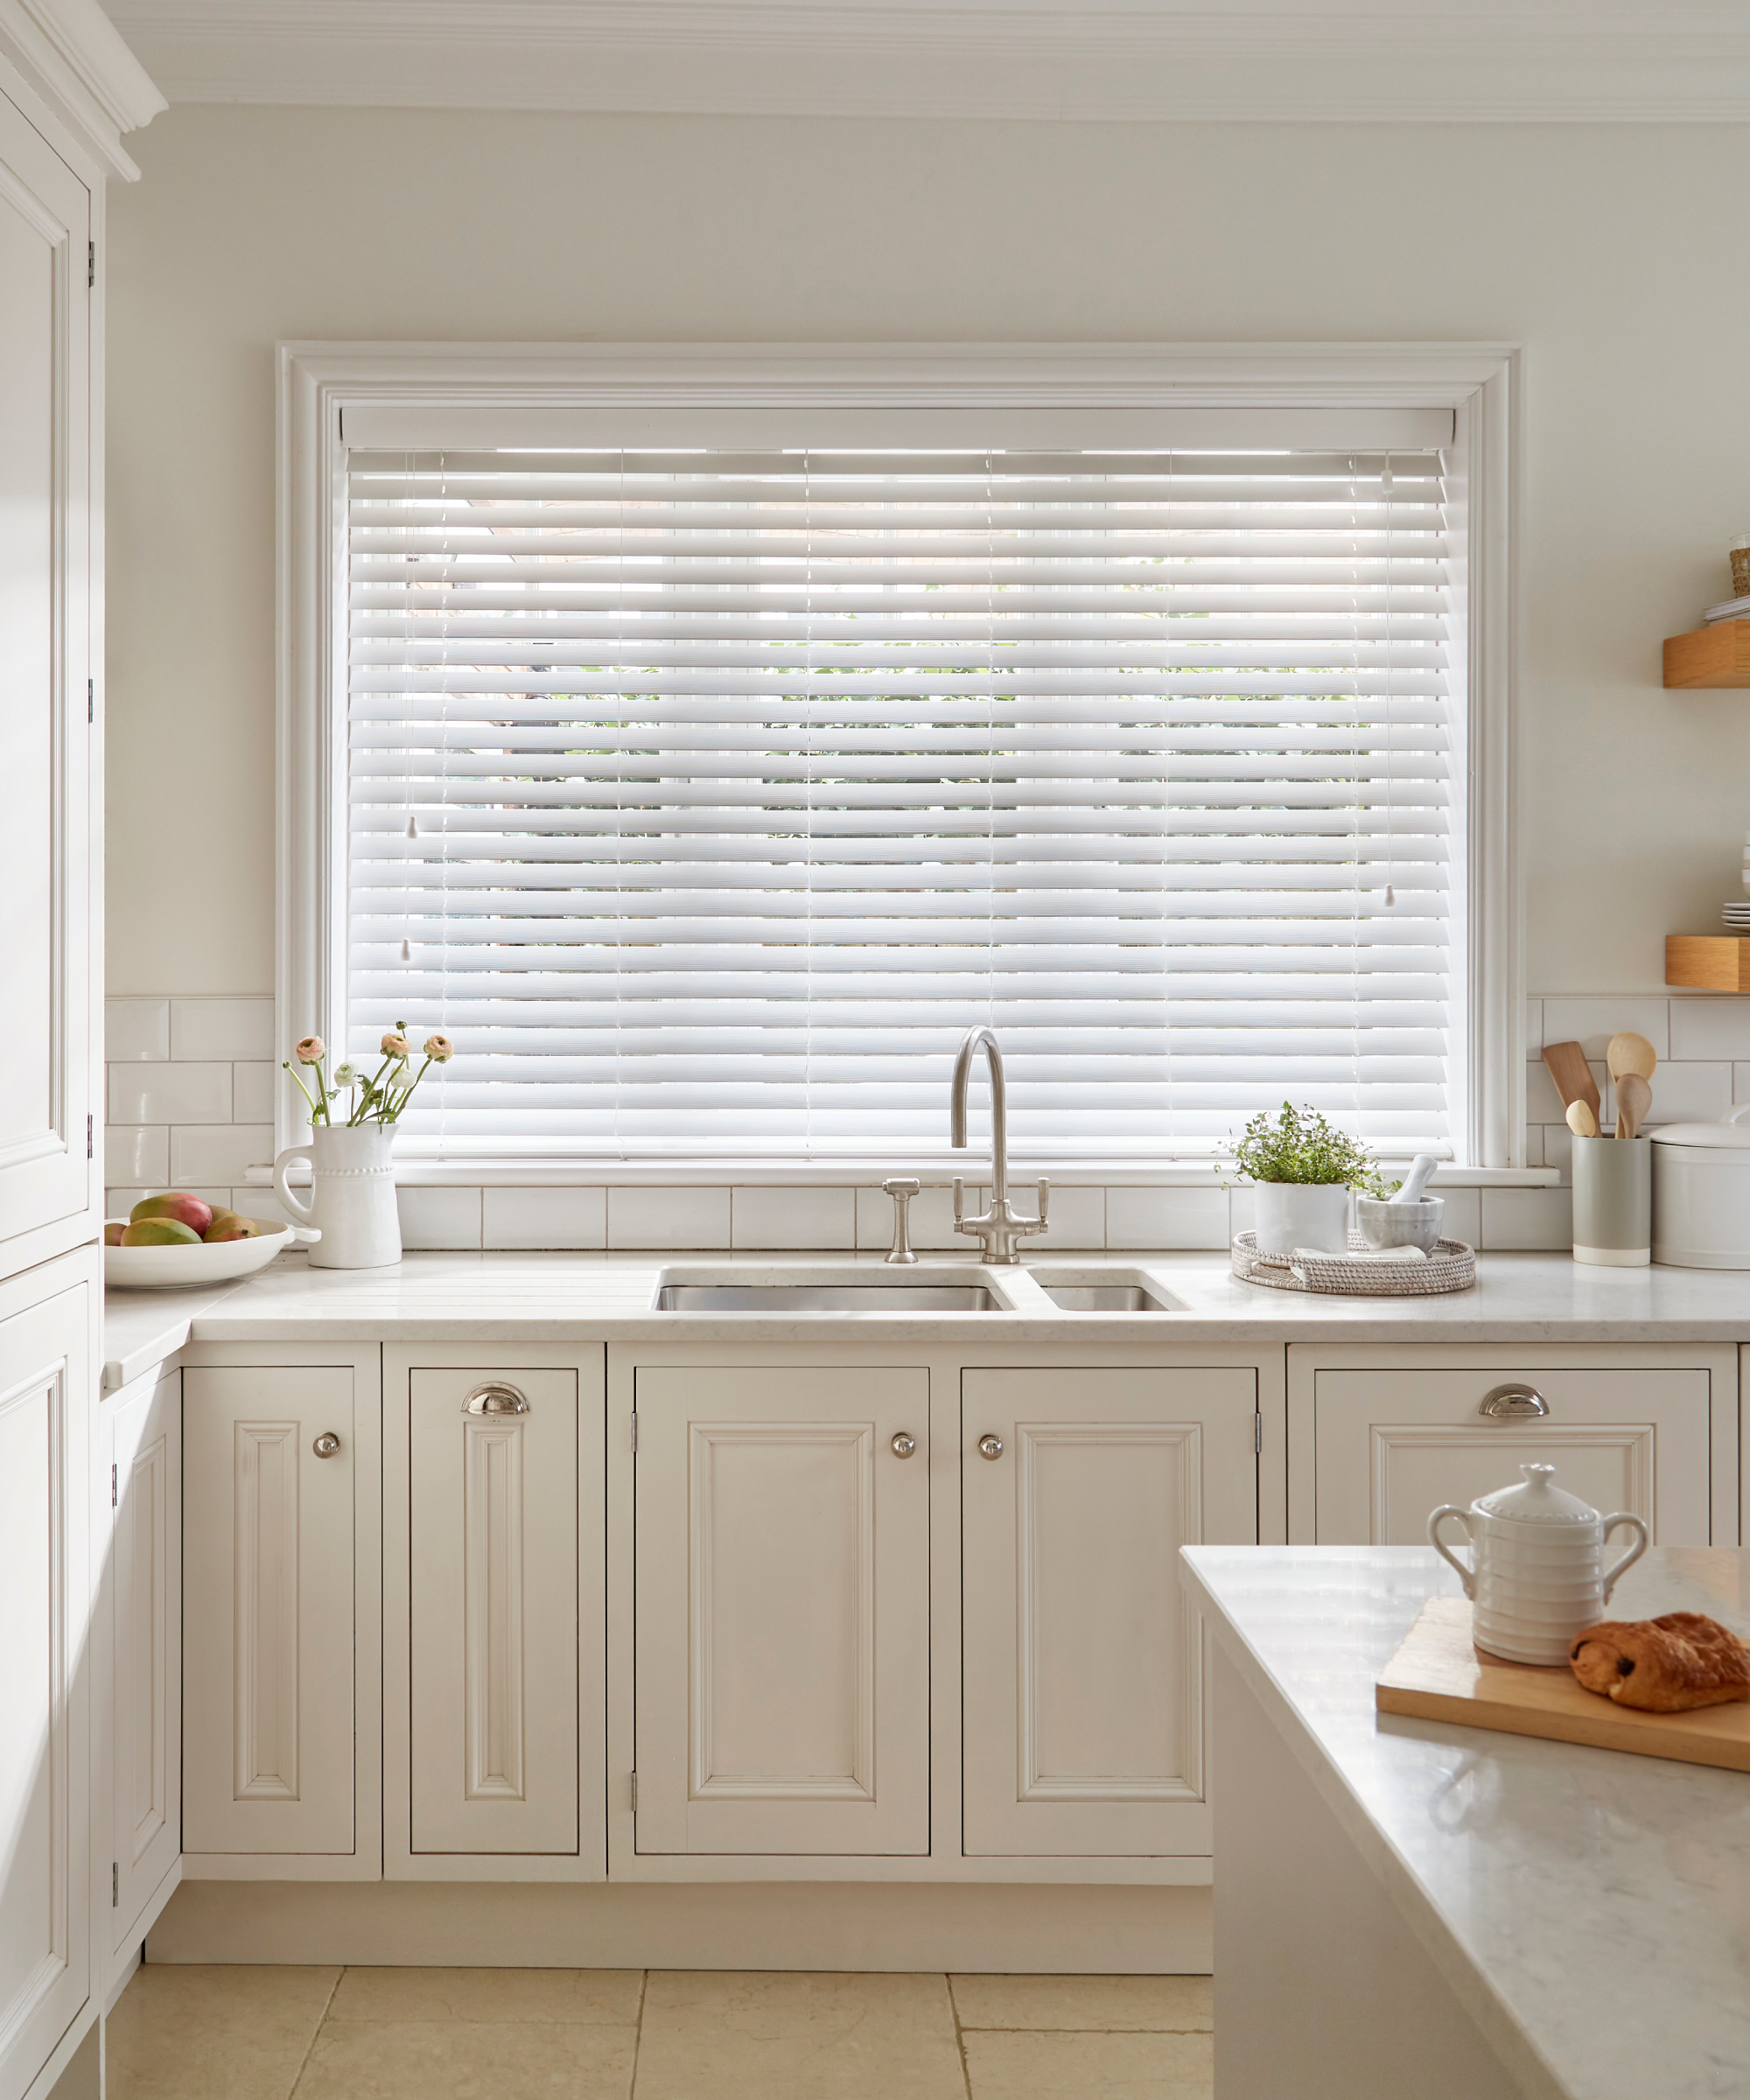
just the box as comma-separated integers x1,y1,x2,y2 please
948,1025,1046,1264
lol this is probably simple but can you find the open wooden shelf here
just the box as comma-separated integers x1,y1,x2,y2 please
1664,622,1750,688
1666,934,1750,991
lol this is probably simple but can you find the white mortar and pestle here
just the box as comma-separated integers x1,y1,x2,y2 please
1355,1153,1446,1253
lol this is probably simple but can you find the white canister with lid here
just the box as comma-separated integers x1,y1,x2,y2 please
1650,1104,1750,1269
1427,1463,1648,1665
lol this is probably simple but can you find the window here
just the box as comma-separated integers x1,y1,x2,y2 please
284,350,1516,1168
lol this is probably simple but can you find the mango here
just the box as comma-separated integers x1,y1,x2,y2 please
130,1191,214,1236
203,1214,261,1243
122,1217,200,1247
103,1222,125,1245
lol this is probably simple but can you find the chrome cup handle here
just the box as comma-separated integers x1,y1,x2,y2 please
1600,1512,1649,1600
1428,1505,1476,1597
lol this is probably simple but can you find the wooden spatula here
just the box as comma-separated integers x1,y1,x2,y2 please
1543,1040,1601,1125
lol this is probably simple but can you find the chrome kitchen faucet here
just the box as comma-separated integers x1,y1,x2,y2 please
948,1026,1048,1264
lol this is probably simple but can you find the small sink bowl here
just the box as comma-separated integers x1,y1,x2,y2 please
1027,1268,1185,1313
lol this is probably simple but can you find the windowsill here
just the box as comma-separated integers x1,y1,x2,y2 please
245,1157,1561,1189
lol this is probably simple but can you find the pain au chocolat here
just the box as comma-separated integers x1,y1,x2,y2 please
1569,1612,1750,1713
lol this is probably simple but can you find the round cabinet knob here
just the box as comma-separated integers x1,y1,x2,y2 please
890,1432,917,1459
977,1433,1004,1460
312,1432,341,1458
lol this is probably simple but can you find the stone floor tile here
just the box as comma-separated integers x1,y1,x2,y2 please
963,2029,1214,2098
326,1967,643,2025
950,1973,1214,2031
291,2018,637,2099
106,1964,340,2100
636,1970,965,2100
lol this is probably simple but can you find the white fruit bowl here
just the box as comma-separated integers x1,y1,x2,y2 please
103,1222,302,1291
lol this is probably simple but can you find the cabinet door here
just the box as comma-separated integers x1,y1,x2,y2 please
0,1277,89,2100
407,1368,580,1857
184,1368,359,1854
634,1365,929,1856
109,1368,181,1954
0,90,92,1261
1310,1367,1713,1544
962,1367,1257,1858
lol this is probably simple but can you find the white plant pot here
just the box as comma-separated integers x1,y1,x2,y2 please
274,1122,402,1270
1252,1181,1350,1258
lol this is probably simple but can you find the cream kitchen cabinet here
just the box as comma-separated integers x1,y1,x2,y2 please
0,1254,93,2100
104,1365,180,1976
382,1346,606,1880
180,1347,382,1878
1288,1345,1738,1546
632,1362,931,1858
962,1366,1258,1858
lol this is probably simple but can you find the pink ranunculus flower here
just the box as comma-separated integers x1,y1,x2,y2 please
295,1035,326,1063
381,1031,410,1057
424,1033,454,1062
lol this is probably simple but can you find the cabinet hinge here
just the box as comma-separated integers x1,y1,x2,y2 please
111,1862,118,1908
88,241,94,290
629,1411,637,1454
1255,1412,1263,1453
111,1463,117,1508
88,678,94,724
87,1114,94,1159
629,1771,638,1811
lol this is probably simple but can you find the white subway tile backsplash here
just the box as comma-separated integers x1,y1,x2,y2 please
171,1124,275,1186
397,1184,482,1250
1430,1186,1481,1248
1107,1186,1229,1250
171,998,276,1061
105,998,169,1061
607,1185,732,1250
1634,1061,1732,1125
732,1186,856,1250
853,1183,979,1253
1525,1061,1567,1125
233,1186,299,1230
1539,1124,1572,1182
1481,1186,1573,1250
231,1061,276,1124
482,1186,607,1250
110,1060,231,1125
1669,998,1750,1061
105,1125,167,1187
1539,998,1670,1061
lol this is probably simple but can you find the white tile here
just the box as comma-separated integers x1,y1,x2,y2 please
1735,1063,1750,1103
1227,1186,1253,1239
231,1061,276,1124
732,1186,856,1250
104,1125,167,1186
1521,1125,1544,1168
110,1061,231,1125
1524,998,1544,1055
1481,1186,1573,1250
397,1184,482,1250
1029,1182,1103,1250
170,998,276,1061
482,1186,607,1250
854,1183,982,1253
1540,1125,1573,1183
232,1186,299,1230
171,1124,274,1186
607,1185,732,1250
1633,1060,1732,1127
1107,1186,1229,1250
105,998,169,1061
1670,998,1750,1060
1539,998,1670,1061
1524,1060,1566,1125
1430,1186,1481,1248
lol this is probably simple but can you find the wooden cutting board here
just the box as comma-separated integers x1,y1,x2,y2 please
1376,1595,1750,1773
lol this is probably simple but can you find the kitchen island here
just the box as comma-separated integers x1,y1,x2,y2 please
1181,1544,1750,2100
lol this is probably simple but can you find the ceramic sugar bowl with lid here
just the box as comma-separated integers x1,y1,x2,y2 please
1427,1463,1649,1665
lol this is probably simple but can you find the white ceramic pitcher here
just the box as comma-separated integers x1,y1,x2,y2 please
273,1123,402,1270
1428,1463,1648,1665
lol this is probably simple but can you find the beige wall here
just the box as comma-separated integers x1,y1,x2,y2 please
106,105,1750,998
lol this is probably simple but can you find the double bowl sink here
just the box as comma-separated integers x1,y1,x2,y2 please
653,1266,1182,1315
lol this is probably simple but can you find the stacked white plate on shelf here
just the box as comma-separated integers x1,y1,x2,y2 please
1724,901,1750,928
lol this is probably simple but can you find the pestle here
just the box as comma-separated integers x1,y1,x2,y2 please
1391,1153,1438,1205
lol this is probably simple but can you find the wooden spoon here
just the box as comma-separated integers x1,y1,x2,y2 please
1565,1099,1599,1139
1615,1071,1652,1142
1543,1041,1602,1125
1607,1031,1658,1084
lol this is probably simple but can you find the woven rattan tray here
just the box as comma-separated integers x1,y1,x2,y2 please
1231,1230,1477,1296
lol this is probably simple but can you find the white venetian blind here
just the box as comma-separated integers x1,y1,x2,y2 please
344,441,1462,1160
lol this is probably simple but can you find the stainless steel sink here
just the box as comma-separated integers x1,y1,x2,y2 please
656,1282,1002,1312
1039,1282,1172,1312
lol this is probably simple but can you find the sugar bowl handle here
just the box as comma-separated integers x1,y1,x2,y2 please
1600,1511,1649,1600
1427,1505,1476,1597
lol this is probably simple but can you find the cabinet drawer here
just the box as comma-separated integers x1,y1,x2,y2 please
1306,1365,1713,1545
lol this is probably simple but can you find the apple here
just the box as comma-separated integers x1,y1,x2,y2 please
130,1191,214,1236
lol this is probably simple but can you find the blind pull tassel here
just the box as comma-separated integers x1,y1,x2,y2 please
405,816,418,838
401,939,412,962
1384,886,1396,907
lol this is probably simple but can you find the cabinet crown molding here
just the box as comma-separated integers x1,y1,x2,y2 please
0,0,165,178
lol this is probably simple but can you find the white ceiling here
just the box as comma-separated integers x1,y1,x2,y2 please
99,0,1750,121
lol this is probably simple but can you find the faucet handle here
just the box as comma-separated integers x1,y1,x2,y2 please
952,1176,966,1225
1018,1176,1050,1236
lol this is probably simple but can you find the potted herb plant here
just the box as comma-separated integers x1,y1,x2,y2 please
1226,1102,1391,1257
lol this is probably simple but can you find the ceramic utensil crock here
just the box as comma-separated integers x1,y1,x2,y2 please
1428,1464,1649,1664
273,1122,402,1270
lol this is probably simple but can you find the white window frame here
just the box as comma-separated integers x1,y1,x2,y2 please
278,340,1522,1176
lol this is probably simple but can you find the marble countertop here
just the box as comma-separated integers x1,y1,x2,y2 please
101,1247,1750,1390
1181,1544,1750,2100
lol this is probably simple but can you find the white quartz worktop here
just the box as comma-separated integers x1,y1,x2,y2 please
100,1247,1750,1388
1181,1544,1750,2100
